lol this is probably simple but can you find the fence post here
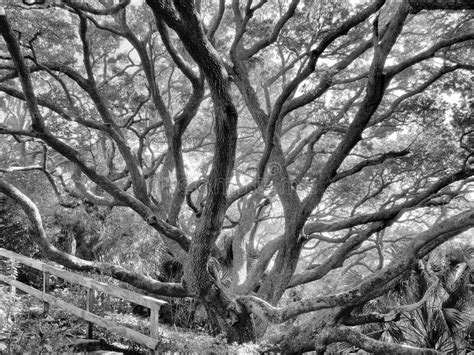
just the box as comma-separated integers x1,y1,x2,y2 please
86,288,95,339
42,270,50,315
150,307,160,339
10,259,16,296
149,307,160,355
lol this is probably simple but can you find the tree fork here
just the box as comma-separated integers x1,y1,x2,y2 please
145,0,254,342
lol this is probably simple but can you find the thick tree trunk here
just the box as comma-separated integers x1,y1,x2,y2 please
145,1,256,342
264,309,337,353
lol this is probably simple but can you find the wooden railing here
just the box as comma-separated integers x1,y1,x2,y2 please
0,248,167,352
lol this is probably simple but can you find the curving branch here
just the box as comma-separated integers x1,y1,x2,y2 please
257,1,386,192
117,7,203,225
300,1,411,218
0,144,65,204
289,222,386,287
237,209,474,323
333,149,411,182
185,178,207,217
385,33,474,79
0,177,187,298
207,0,226,41
283,37,374,116
371,65,463,125
339,33,474,87
408,0,474,11
304,168,474,235
315,325,442,354
239,236,282,294
62,0,131,16
339,310,400,326
0,12,191,252
0,84,107,132
155,17,200,84
0,126,36,137
146,1,254,341
241,0,301,59
71,165,125,207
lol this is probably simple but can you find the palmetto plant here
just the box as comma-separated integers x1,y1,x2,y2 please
361,244,473,353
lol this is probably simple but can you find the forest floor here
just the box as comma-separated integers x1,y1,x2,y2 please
0,285,259,354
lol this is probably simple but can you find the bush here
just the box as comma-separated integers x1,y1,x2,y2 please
0,197,42,288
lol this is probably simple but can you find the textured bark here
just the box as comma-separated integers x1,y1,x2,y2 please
263,308,337,353
224,1,474,343
146,0,253,342
226,1,389,316
230,194,262,293
408,0,474,11
314,326,442,354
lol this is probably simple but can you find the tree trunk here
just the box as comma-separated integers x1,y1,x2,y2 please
263,309,337,353
146,1,255,343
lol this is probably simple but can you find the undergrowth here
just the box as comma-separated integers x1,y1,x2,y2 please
0,285,259,354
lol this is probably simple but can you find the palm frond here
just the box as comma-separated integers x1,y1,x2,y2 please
342,269,363,289
444,262,470,294
331,341,360,354
354,243,473,353
443,308,471,329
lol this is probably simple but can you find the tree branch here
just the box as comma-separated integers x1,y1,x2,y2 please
241,0,300,59
237,209,474,322
207,0,226,41
408,0,474,11
333,149,410,182
0,12,191,251
0,178,187,298
289,222,385,287
304,169,473,234
62,0,131,15
316,325,442,354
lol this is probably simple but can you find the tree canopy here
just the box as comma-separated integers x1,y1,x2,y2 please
0,0,473,352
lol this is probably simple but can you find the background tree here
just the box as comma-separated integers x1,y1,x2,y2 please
0,0,473,351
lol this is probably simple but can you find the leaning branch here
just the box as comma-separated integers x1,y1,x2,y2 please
332,149,410,183
316,325,442,354
62,0,131,15
241,0,300,59
304,168,473,234
300,1,410,217
408,0,474,11
0,11,191,252
237,209,474,322
0,178,187,298
288,222,385,287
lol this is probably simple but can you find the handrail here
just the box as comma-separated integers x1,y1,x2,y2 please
0,249,166,310
0,248,167,351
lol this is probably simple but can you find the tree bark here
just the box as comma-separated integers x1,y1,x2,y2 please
408,0,474,11
145,0,254,342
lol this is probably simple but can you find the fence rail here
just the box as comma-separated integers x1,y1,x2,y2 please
0,248,167,352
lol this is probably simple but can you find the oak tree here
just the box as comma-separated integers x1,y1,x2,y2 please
0,0,473,352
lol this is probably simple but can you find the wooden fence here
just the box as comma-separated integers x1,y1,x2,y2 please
0,248,167,352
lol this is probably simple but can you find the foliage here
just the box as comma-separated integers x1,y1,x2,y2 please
0,195,43,288
350,243,474,353
0,289,259,354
